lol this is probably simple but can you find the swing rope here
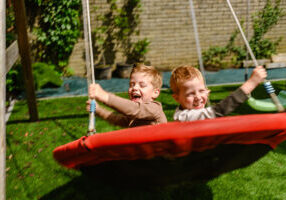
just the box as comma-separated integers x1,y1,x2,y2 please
188,0,206,82
226,0,285,112
188,0,211,106
244,0,250,81
82,0,96,135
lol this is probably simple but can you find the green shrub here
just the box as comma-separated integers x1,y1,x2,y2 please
32,62,63,90
26,0,81,72
92,0,150,65
6,2,16,47
6,62,63,98
250,0,284,59
6,65,22,97
125,38,150,64
202,29,246,70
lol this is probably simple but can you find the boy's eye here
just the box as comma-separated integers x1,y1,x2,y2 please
187,92,195,97
130,82,135,87
140,83,147,87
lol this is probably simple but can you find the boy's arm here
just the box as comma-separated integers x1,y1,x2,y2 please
212,88,248,117
88,83,164,121
106,93,163,120
96,104,130,128
240,66,266,95
213,66,266,117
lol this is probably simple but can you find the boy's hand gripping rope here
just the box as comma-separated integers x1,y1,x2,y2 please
88,100,96,135
226,0,285,112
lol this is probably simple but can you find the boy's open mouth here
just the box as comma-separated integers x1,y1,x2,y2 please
131,94,142,101
193,101,204,109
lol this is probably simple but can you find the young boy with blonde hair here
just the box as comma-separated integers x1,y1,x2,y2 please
87,63,167,127
170,65,267,121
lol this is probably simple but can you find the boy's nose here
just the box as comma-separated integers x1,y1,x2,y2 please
133,84,140,89
193,93,201,100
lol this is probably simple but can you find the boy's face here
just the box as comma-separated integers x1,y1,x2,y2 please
128,72,160,103
173,77,209,110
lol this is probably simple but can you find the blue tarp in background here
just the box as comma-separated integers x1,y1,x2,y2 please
36,68,286,98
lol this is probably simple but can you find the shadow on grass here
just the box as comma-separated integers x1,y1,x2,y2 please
273,140,286,155
7,114,88,124
39,175,213,200
42,143,273,199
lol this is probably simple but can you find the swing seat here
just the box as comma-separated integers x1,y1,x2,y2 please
247,90,286,112
53,113,286,186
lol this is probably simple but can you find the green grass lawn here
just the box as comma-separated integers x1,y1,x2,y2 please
6,81,286,200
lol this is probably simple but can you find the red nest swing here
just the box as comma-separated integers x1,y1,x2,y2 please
53,113,286,186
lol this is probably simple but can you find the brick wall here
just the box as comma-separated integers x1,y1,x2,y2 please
68,0,286,76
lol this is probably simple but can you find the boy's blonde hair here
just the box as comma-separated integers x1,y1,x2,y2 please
131,63,163,89
170,65,204,94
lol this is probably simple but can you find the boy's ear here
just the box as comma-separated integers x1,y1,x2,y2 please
172,93,179,103
206,89,210,96
152,88,160,99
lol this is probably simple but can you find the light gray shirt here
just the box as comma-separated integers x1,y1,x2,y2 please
173,106,216,122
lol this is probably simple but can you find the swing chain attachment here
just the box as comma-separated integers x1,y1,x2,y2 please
263,82,285,112
87,99,96,136
264,81,275,94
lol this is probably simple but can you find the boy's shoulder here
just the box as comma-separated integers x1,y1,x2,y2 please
151,100,162,104
142,101,164,112
140,100,164,109
149,100,163,107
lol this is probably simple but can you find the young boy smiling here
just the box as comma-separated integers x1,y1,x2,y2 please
170,65,267,121
87,64,167,128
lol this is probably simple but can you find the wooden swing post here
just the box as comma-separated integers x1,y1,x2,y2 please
12,0,38,121
0,0,6,199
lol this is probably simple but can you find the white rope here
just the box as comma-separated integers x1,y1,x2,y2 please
82,0,92,85
226,0,258,66
188,0,206,84
82,0,96,134
188,0,210,106
244,0,250,81
85,0,95,84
